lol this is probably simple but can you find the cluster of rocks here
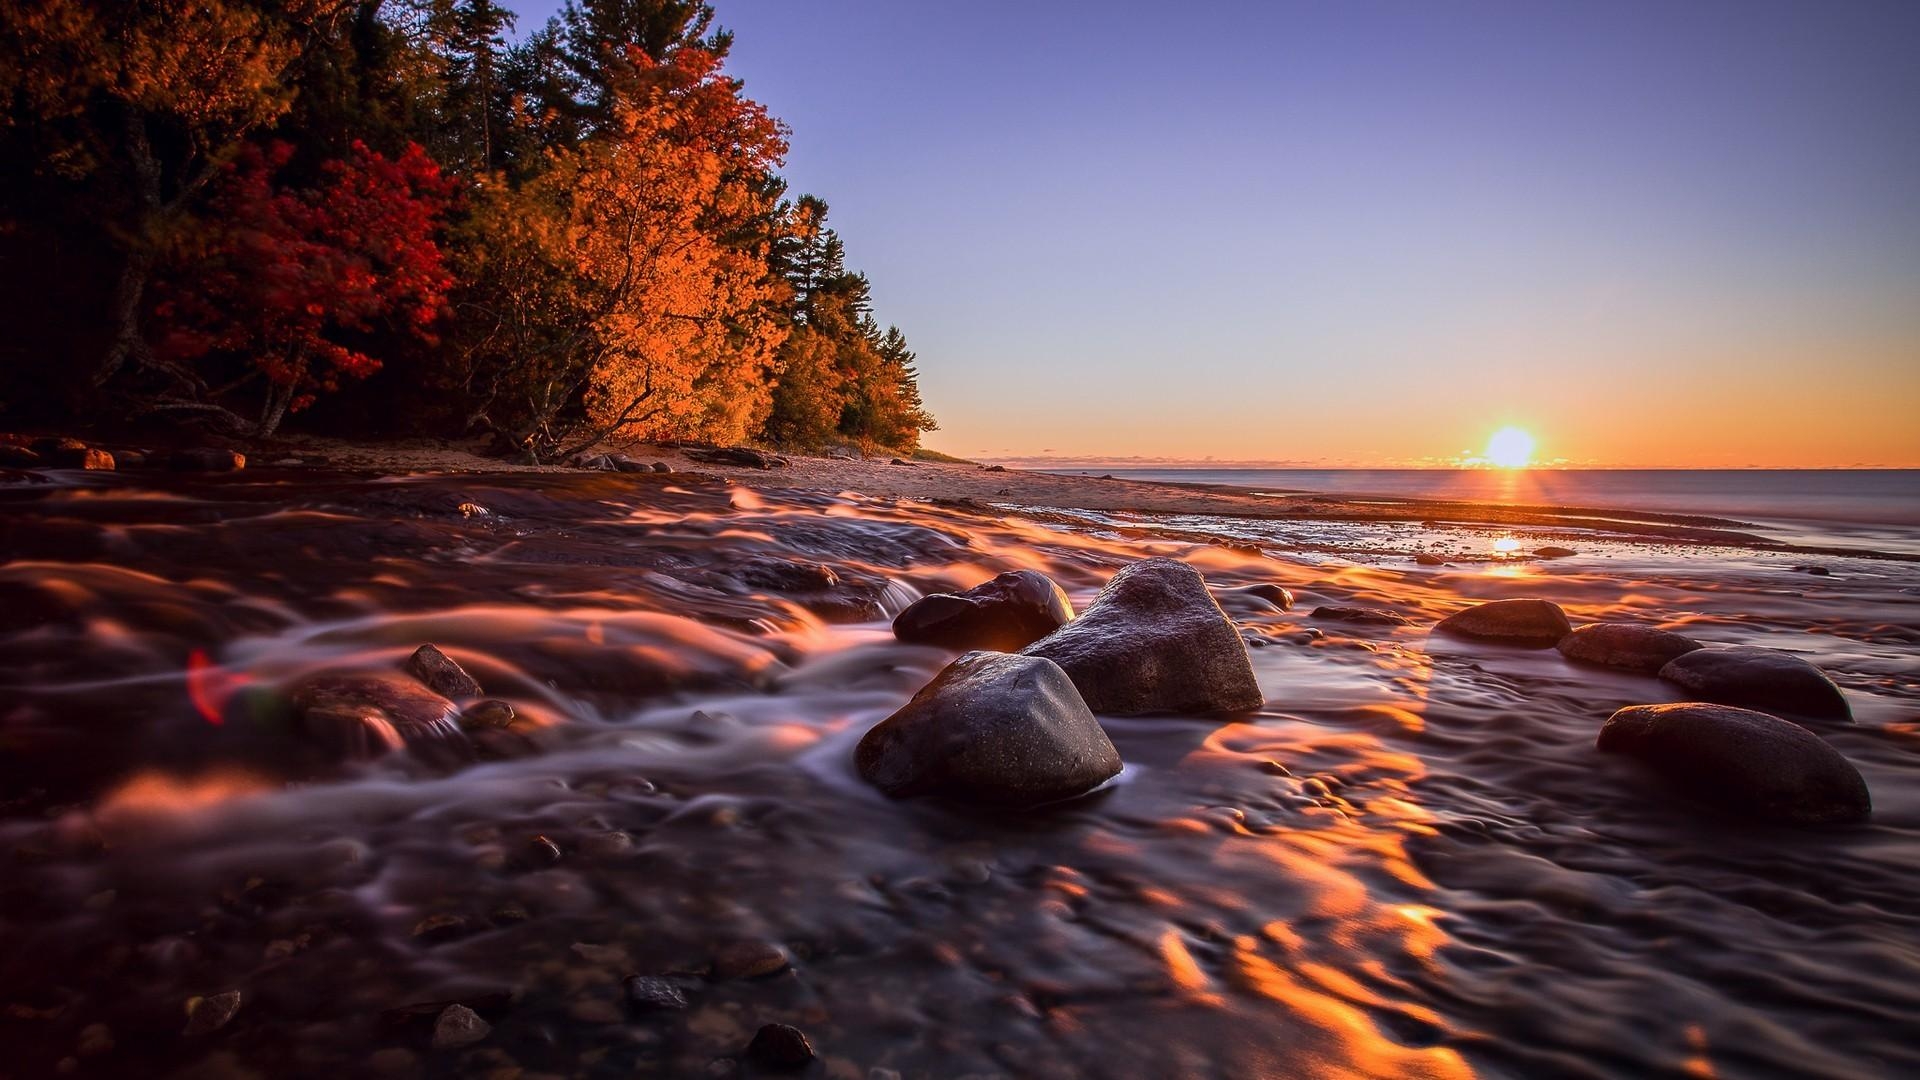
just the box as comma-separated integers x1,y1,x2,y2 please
573,452,672,473
1434,597,1869,823
858,558,1262,805
0,434,245,473
286,643,532,768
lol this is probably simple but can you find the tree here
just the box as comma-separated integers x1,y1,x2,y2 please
451,46,788,459
0,0,351,397
151,140,455,435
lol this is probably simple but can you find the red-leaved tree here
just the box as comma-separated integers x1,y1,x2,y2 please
153,140,455,435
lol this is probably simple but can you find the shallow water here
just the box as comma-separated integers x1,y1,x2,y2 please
1,468,1916,1078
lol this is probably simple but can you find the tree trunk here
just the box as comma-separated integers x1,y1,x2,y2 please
94,112,166,390
257,381,294,438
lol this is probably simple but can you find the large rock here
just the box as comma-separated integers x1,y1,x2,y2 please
1658,646,1852,724
1597,703,1870,823
855,651,1120,805
1557,622,1704,674
685,446,786,470
1024,558,1261,715
291,674,474,766
892,569,1074,651
1434,598,1571,646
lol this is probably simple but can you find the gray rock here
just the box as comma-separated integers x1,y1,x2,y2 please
431,1004,491,1049
1598,703,1870,823
406,644,483,699
1557,622,1704,674
685,446,786,469
1434,598,1571,646
892,569,1074,651
1659,646,1852,724
623,975,688,1011
856,651,1120,804
1025,558,1261,715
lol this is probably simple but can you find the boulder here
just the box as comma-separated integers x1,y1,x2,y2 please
290,674,473,765
1310,605,1411,626
405,643,483,699
1658,646,1852,724
49,443,114,469
855,651,1120,804
1597,703,1870,823
1434,598,1571,646
1025,558,1262,715
892,569,1074,651
1557,622,1703,674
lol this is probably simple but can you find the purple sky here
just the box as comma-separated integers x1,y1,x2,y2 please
506,1,1920,466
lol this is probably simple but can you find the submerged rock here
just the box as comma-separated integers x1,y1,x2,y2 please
1558,622,1703,674
183,991,242,1036
1598,703,1870,823
431,1004,491,1049
1215,582,1295,612
711,940,791,979
856,651,1121,804
290,674,473,765
406,644,483,699
1658,646,1852,724
748,1023,815,1070
623,975,688,1011
1534,546,1578,558
1025,558,1261,715
1310,605,1411,627
892,569,1074,651
1434,598,1571,646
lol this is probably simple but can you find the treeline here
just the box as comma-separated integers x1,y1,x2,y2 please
0,0,935,458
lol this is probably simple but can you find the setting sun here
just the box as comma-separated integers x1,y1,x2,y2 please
1484,427,1536,468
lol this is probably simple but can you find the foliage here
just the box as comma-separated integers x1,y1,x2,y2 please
151,141,455,435
0,0,936,452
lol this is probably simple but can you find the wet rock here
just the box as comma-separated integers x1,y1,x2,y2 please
183,991,242,1036
857,651,1121,803
606,453,655,473
518,834,563,868
747,1024,815,1070
1218,583,1295,611
1434,599,1571,646
49,444,114,470
0,445,40,467
1309,605,1411,627
291,674,474,765
651,461,672,473
1025,558,1261,715
410,913,470,943
623,975,688,1012
114,449,149,468
432,1004,491,1049
1557,622,1704,674
1793,565,1831,577
685,446,786,469
737,559,839,592
892,569,1074,652
406,643,483,699
167,448,246,472
1414,552,1447,566
1658,646,1852,725
1534,546,1578,558
712,940,791,980
458,699,517,731
1598,703,1870,823
574,453,614,471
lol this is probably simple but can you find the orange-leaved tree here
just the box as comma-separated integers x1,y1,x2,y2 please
452,45,788,460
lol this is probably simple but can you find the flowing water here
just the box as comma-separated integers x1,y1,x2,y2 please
0,468,1916,1078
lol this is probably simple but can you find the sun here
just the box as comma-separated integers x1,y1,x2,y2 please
1484,427,1535,468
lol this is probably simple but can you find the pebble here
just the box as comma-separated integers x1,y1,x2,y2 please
624,974,689,1011
432,1004,491,1049
712,939,790,979
748,1023,815,1070
183,990,242,1036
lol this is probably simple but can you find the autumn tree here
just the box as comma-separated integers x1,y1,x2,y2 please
452,46,788,459
151,141,455,435
0,0,351,398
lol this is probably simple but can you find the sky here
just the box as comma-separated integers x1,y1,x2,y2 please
508,1,1920,467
